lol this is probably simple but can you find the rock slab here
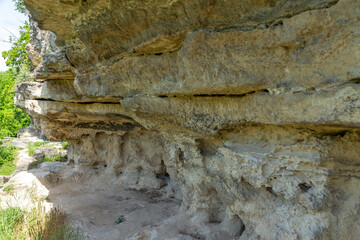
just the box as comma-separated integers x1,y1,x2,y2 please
16,0,360,239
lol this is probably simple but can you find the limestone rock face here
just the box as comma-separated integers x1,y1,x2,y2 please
16,0,360,239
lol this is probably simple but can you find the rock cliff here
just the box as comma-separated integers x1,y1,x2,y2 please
16,0,360,239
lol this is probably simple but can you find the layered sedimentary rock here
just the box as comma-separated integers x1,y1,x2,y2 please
16,0,360,239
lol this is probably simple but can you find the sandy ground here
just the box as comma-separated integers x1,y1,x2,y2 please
48,180,182,240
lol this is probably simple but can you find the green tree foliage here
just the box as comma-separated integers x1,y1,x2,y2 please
12,0,26,14
2,22,31,75
0,0,31,140
2,0,32,82
0,71,30,138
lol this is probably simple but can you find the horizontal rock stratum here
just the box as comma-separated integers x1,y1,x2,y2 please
16,0,360,239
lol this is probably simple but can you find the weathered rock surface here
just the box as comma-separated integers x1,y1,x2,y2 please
16,0,360,239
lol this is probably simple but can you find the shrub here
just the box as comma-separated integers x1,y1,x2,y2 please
0,144,17,175
0,145,15,165
0,72,30,139
61,141,70,150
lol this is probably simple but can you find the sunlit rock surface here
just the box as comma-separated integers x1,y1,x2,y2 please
16,0,360,239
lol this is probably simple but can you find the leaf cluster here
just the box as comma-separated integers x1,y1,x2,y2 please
0,142,17,175
0,144,15,166
0,0,31,143
2,22,31,74
12,0,27,14
0,71,30,139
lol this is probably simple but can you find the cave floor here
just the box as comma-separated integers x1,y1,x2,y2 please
49,182,182,240
1,131,236,240
38,169,237,240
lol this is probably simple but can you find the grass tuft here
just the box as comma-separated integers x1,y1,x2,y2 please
3,184,14,195
31,154,68,167
27,141,50,156
0,207,25,239
0,203,83,240
27,205,84,240
0,162,17,176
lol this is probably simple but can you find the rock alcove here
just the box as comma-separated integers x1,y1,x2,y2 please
15,0,360,239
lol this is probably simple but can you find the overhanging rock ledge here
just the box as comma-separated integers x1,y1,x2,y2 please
15,0,360,239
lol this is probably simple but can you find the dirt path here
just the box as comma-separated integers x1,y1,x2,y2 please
0,128,41,184
1,127,61,181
